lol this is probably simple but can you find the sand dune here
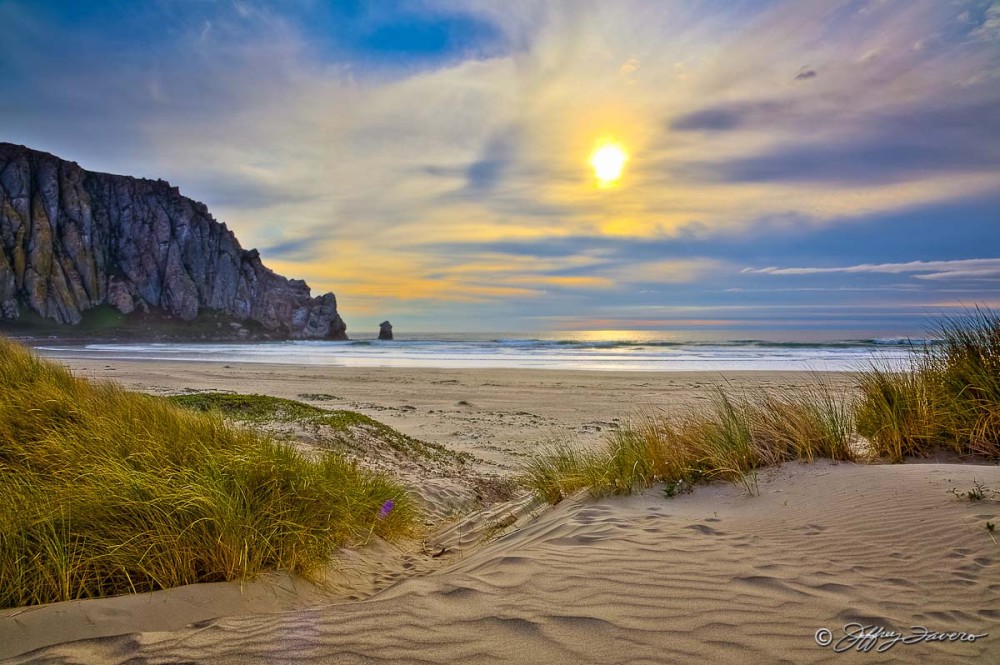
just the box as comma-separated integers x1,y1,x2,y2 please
7,461,999,664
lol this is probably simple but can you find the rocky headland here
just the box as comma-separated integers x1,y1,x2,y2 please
0,143,347,340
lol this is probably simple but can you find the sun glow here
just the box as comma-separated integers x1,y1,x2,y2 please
589,141,628,186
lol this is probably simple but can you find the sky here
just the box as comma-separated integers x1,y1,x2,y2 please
1,0,999,335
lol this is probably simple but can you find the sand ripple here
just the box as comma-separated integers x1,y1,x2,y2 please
9,462,1000,664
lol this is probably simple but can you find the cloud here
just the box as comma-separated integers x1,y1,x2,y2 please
670,107,744,131
971,2,1000,41
697,139,1000,186
668,93,1000,184
619,57,640,76
183,173,314,210
669,100,795,132
794,68,817,80
462,129,520,194
745,258,1000,281
262,237,326,262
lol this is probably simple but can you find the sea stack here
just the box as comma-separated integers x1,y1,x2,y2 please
0,143,348,339
378,320,393,340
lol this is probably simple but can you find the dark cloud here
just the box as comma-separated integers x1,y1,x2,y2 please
669,96,1000,185
260,225,341,262
465,134,514,192
262,237,322,261
701,140,996,185
668,85,1000,195
418,129,523,197
464,158,505,189
670,108,743,131
794,69,817,80
669,101,793,132
184,175,313,210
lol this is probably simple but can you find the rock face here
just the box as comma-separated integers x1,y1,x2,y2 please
378,320,393,340
0,143,347,339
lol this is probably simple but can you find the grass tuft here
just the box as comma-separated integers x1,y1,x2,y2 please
857,308,1000,461
522,442,595,504
522,382,853,502
0,339,416,609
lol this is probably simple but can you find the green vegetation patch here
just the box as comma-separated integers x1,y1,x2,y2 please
0,339,416,609
168,392,472,465
168,392,325,422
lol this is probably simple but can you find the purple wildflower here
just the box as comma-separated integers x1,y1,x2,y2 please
378,499,395,520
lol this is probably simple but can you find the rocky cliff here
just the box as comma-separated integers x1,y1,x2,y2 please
0,143,347,339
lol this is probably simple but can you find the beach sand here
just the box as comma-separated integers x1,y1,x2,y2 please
42,359,857,468
3,360,998,663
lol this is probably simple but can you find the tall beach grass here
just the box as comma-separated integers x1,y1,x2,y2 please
0,339,416,609
524,381,853,502
857,308,1000,461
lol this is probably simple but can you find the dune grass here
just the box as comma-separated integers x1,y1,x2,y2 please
524,382,853,502
525,310,1000,503
0,339,416,609
857,308,1000,461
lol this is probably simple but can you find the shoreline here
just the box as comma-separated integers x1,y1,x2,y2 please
26,335,916,373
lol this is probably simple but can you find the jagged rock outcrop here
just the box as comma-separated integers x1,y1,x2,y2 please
0,143,347,339
378,320,393,340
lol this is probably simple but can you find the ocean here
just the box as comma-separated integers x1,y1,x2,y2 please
34,331,930,372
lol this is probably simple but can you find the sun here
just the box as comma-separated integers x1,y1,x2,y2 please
589,141,628,186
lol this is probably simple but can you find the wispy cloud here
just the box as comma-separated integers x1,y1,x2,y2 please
745,258,1000,281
